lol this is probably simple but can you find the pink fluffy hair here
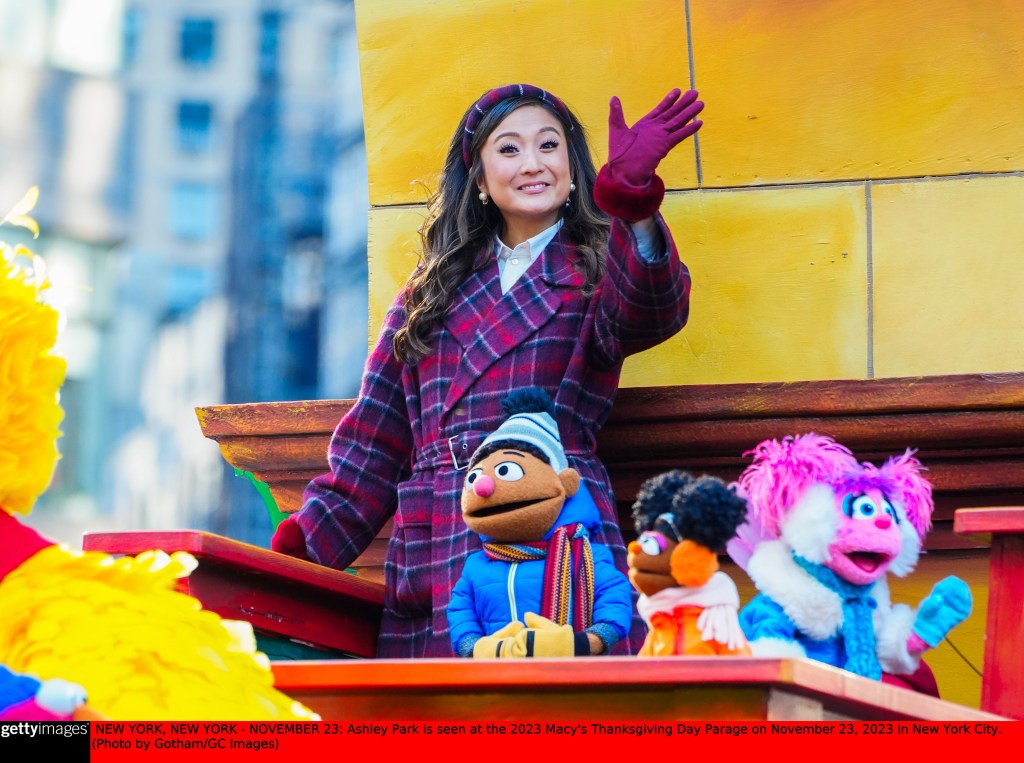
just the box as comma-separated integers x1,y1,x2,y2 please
737,432,934,542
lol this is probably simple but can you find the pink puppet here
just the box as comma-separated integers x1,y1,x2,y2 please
726,433,972,690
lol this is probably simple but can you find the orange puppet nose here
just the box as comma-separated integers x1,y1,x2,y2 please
473,474,496,498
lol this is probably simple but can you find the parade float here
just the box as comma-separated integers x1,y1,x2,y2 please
35,0,1024,725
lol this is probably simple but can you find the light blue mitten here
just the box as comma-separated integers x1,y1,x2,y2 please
913,576,973,648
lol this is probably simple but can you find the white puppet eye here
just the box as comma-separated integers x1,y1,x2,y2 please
493,461,525,481
465,468,483,489
842,493,898,522
638,531,668,556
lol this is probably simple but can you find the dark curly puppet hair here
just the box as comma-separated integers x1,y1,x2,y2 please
631,469,749,552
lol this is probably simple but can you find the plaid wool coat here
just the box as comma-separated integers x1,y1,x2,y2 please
296,214,691,657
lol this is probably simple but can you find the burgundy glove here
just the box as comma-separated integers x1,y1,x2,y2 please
606,88,704,188
271,515,312,562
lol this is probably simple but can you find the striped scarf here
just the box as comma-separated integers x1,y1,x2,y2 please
482,523,594,629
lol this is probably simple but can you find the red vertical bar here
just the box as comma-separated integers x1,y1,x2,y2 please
980,534,1024,718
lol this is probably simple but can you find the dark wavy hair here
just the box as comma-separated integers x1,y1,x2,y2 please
392,90,611,365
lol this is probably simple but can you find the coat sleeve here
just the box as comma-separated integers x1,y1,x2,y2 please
447,558,485,656
589,543,635,645
590,213,691,367
292,294,415,570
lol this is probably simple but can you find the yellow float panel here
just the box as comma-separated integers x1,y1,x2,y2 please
872,176,1024,378
366,206,428,346
355,0,697,207
621,184,869,387
690,0,1024,186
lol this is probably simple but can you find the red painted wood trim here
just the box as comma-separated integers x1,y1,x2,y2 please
82,531,385,658
980,535,1024,718
196,372,1024,557
82,530,384,605
953,507,1024,538
953,507,1024,719
271,657,1009,721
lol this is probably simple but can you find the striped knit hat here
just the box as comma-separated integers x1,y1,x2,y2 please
478,388,568,473
462,83,575,167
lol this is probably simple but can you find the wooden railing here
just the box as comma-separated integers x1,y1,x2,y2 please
197,370,1024,576
182,370,1024,715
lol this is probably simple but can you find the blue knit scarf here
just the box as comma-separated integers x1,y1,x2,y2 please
793,555,881,680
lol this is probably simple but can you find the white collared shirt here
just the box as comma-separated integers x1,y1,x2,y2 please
494,217,666,294
495,220,563,294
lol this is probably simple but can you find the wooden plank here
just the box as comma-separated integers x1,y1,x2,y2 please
270,657,1009,722
82,531,385,658
196,372,1024,559
953,508,1024,718
954,507,1024,539
980,536,1024,718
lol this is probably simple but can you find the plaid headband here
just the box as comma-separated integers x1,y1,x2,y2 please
461,83,575,167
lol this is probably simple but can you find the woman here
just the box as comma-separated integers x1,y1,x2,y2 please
273,82,704,657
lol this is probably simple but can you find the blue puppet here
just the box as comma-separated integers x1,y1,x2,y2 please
726,433,972,693
447,388,633,658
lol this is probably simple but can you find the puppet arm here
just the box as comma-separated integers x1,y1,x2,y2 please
739,595,807,659
587,542,635,653
446,567,486,657
874,597,922,675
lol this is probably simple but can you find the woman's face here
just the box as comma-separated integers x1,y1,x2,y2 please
476,104,571,247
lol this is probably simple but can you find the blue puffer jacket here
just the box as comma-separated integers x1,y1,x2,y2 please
446,484,633,656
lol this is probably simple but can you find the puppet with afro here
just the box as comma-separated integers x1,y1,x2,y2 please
446,388,633,658
726,432,972,694
628,470,751,656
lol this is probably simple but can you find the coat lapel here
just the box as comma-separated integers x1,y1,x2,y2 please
442,232,584,414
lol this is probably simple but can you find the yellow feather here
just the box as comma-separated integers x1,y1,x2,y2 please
1,195,317,721
0,546,319,720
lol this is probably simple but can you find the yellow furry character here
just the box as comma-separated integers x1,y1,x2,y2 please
0,190,318,720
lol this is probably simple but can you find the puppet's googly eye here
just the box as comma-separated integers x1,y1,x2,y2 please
638,532,667,556
494,461,525,481
842,494,884,521
465,468,483,489
882,499,899,523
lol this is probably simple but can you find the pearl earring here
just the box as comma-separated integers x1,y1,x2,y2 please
478,191,489,205
570,182,576,192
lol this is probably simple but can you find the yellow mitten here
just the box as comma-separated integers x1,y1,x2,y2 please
472,621,525,658
510,612,576,657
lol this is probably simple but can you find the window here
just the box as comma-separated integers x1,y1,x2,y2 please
168,182,218,241
258,11,281,83
177,101,213,153
122,7,143,67
179,17,216,67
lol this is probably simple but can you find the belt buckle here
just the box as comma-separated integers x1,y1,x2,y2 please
448,434,469,471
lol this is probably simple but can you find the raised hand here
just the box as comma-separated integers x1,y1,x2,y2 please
606,88,704,187
912,576,973,649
